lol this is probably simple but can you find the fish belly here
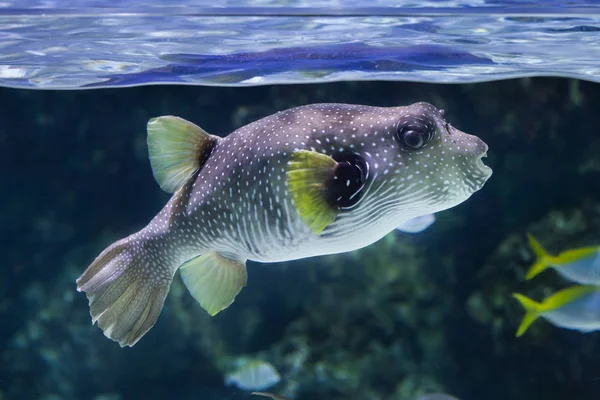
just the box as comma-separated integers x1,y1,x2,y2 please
558,253,600,285
247,209,405,263
545,310,600,333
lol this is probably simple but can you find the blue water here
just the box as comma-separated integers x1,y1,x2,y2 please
1,0,600,88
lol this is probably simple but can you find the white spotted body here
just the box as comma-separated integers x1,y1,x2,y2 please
77,102,492,347
149,103,490,265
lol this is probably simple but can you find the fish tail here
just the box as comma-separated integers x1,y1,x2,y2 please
512,293,542,337
76,231,175,347
525,233,555,280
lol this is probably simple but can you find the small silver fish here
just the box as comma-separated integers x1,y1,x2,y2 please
417,394,460,400
513,285,600,337
252,392,291,400
395,213,436,233
225,360,281,391
526,234,600,284
76,102,492,346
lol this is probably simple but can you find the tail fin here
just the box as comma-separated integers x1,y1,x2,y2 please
512,293,542,337
525,234,555,280
76,234,175,347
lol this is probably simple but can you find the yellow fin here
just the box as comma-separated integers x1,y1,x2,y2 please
512,286,599,337
541,285,598,311
180,252,247,316
525,234,556,280
512,293,542,337
556,247,600,264
287,150,338,234
147,116,218,193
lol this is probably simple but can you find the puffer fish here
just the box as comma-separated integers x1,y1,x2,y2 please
76,102,492,346
225,360,280,391
395,213,436,233
512,285,600,337
525,234,600,284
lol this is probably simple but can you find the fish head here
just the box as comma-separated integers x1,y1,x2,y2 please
379,101,492,217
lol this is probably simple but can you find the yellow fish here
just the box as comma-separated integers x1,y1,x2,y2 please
525,234,600,284
512,285,600,337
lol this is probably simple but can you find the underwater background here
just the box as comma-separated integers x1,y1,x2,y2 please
1,77,600,400
3,0,600,399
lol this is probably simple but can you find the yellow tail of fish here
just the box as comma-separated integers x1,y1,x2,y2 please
512,293,543,337
525,234,557,280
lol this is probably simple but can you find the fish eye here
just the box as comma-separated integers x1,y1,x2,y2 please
396,116,435,150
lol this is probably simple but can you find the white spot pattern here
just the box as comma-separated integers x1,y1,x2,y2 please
138,102,491,267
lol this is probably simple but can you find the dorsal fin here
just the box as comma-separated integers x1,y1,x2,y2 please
147,116,218,193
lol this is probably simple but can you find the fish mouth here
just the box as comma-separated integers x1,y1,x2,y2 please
476,146,493,178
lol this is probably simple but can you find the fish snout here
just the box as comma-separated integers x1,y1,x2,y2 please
448,125,487,154
448,126,493,184
472,136,492,180
473,135,489,159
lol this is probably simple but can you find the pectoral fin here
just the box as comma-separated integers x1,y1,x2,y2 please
287,150,368,234
287,150,338,234
180,252,247,316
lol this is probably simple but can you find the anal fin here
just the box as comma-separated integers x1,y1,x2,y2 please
180,252,247,316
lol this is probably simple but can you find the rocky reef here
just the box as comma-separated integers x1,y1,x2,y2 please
1,77,599,400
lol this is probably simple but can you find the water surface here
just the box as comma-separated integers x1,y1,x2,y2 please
1,0,600,88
